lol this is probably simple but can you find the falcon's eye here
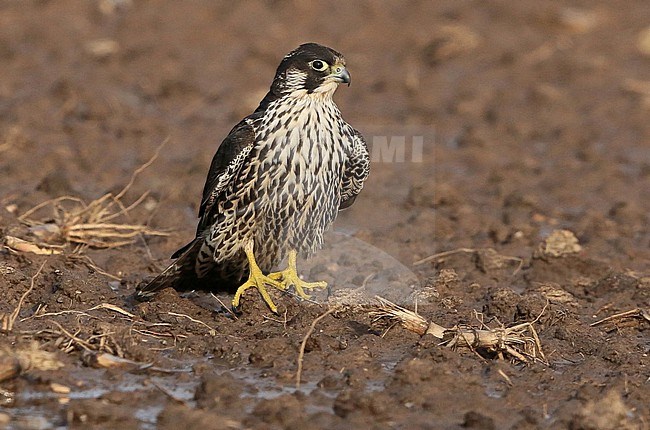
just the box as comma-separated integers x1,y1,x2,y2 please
309,60,329,72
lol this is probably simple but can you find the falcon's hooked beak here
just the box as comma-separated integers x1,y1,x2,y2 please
329,64,351,86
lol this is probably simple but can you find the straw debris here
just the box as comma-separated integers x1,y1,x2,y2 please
371,296,547,365
8,142,169,255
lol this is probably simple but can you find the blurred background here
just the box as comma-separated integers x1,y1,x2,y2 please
1,0,649,271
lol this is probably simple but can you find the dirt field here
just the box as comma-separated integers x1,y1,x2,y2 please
1,1,649,428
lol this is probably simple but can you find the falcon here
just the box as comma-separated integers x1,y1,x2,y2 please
136,43,370,312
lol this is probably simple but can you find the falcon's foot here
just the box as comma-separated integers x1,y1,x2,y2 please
268,250,327,299
232,241,286,313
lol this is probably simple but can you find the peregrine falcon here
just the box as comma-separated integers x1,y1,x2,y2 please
136,43,370,312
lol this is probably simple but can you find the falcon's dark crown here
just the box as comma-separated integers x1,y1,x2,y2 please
271,43,348,95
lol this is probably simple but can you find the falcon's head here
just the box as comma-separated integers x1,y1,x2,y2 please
271,43,351,97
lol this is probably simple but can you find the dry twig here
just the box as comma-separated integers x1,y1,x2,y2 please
23,302,134,322
89,303,136,318
47,320,95,352
210,293,238,319
83,351,191,374
296,306,339,388
413,247,523,275
3,261,46,332
167,312,216,336
413,248,477,266
590,308,650,327
4,236,62,255
68,254,121,280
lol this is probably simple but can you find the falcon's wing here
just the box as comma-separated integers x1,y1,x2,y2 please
142,116,259,291
339,128,370,210
197,117,257,231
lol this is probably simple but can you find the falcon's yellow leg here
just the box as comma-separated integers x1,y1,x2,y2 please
268,250,327,299
232,241,286,313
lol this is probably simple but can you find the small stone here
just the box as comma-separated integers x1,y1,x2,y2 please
637,26,650,57
541,229,582,257
50,382,71,394
559,8,599,34
85,39,120,58
0,355,20,382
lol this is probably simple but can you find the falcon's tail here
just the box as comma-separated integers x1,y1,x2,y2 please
135,239,203,300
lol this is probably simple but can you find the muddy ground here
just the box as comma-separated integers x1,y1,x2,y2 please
1,1,649,429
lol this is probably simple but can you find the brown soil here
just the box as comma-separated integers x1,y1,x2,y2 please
1,1,649,429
